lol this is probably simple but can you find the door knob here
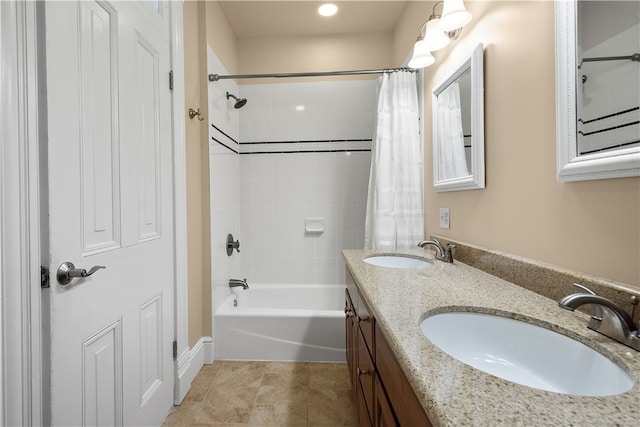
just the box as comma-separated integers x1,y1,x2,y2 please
57,262,106,286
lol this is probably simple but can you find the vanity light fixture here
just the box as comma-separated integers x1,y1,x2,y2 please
408,0,472,69
422,17,451,51
318,3,338,17
439,0,472,31
408,41,436,69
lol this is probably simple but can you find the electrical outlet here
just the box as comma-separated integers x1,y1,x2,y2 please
439,208,450,229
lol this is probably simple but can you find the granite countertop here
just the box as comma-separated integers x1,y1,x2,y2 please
342,249,640,426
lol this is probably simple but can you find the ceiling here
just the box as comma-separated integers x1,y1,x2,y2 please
218,1,409,38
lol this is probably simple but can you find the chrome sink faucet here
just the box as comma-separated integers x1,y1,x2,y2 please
417,239,455,263
559,284,640,352
229,278,249,290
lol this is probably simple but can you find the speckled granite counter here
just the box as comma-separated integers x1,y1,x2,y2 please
342,249,640,426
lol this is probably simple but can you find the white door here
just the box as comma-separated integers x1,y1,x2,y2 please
45,1,174,425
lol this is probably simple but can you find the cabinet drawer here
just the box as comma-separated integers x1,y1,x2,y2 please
357,387,373,427
375,373,399,427
357,289,375,357
375,325,432,427
357,328,375,425
346,268,358,306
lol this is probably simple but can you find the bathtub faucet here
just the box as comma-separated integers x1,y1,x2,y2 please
229,278,249,290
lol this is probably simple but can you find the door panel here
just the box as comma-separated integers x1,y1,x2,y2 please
134,33,162,241
82,319,123,426
140,294,163,405
78,0,121,255
45,1,174,425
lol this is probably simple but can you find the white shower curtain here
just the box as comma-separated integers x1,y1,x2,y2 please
437,81,469,180
364,71,424,250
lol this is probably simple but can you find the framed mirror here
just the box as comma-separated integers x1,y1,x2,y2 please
556,0,640,182
432,43,484,192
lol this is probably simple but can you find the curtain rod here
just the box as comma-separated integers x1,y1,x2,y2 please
208,67,416,82
581,53,640,64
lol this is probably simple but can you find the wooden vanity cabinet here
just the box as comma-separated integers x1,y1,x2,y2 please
346,270,376,426
374,373,398,427
345,289,357,389
375,324,432,427
345,268,432,427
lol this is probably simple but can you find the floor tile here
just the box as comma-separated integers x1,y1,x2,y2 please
201,385,260,424
308,387,357,427
184,372,216,403
249,401,308,426
211,361,267,389
161,361,356,427
309,363,352,391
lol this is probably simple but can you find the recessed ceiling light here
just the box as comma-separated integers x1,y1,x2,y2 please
318,3,338,17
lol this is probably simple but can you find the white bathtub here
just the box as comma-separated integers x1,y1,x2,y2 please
214,284,346,362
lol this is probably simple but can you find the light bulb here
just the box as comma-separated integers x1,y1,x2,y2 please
422,19,450,52
318,4,338,17
439,0,472,31
408,40,436,69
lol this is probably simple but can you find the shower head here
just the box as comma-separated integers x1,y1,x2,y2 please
226,92,247,109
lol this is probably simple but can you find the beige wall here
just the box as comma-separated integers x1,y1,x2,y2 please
183,1,210,347
396,1,639,287
205,1,238,74
393,2,432,65
237,31,394,76
183,1,241,347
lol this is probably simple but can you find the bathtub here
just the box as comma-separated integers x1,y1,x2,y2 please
214,284,346,362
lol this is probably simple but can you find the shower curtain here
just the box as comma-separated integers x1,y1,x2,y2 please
364,71,424,250
436,81,469,180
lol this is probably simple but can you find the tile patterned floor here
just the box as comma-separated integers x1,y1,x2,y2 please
161,361,357,427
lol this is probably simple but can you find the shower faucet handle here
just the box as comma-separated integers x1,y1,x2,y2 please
226,233,240,256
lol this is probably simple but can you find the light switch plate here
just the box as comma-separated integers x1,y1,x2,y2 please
439,208,450,229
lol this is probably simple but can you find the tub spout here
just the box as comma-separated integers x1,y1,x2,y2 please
229,278,249,290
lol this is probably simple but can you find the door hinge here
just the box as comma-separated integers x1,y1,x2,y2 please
41,266,50,288
169,70,174,91
172,340,177,360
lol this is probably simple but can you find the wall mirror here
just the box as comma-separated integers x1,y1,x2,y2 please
556,0,640,182
432,43,484,192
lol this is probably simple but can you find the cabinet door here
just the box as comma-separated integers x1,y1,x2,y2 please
345,290,357,389
357,328,375,425
357,388,373,427
375,325,433,427
375,373,399,427
357,290,375,355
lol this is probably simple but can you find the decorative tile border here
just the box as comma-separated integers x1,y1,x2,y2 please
211,124,372,155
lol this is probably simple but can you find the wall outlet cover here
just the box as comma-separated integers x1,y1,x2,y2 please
440,208,450,229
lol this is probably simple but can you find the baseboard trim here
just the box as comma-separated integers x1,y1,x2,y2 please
174,336,213,404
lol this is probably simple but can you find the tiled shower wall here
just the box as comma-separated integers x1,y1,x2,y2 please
240,79,377,284
209,46,377,294
239,151,371,284
238,80,376,284
208,47,242,312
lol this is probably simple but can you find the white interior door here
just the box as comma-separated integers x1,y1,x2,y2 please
45,1,174,425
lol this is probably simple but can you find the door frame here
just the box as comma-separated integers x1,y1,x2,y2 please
167,0,193,405
0,1,189,424
1,1,43,424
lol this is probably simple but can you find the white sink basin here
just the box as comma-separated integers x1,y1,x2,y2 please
420,311,634,396
363,255,431,269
